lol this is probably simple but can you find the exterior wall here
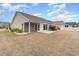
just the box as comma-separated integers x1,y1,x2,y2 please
60,25,64,30
24,22,29,32
24,22,41,32
56,25,64,30
39,23,43,32
39,23,50,32
11,13,50,32
47,24,50,30
11,13,29,31
30,23,40,32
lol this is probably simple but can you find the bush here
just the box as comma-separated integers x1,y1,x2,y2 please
5,27,8,29
57,27,60,30
11,28,22,33
49,26,60,31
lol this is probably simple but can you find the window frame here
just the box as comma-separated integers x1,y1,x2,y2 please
43,24,47,30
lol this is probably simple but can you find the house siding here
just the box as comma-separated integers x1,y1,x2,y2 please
11,12,64,32
11,13,29,30
39,23,49,32
11,12,51,32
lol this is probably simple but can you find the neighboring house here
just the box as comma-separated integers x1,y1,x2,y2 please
63,22,79,31
11,12,64,32
64,22,79,28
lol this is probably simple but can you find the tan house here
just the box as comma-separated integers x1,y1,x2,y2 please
11,12,53,33
11,12,64,33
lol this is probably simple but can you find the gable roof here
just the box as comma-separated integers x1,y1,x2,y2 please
52,21,64,25
11,12,64,25
17,12,52,24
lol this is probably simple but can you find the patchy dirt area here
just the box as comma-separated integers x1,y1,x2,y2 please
0,30,79,56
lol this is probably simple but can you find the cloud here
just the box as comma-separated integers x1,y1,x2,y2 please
48,3,58,6
53,3,66,9
9,4,29,11
47,8,62,16
1,3,11,8
33,13,42,16
52,13,78,22
0,10,5,14
47,3,66,16
47,3,59,12
47,9,50,12
0,3,29,12
47,3,79,22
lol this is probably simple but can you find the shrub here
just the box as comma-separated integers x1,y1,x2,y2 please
5,27,9,29
2,25,9,29
49,26,60,31
57,27,60,30
11,28,22,33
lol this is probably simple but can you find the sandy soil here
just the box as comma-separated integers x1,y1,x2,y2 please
0,30,79,56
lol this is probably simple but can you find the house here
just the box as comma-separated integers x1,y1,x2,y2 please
62,22,79,31
11,12,53,33
11,12,64,33
64,22,79,28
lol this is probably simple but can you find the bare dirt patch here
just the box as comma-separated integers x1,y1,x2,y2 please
0,30,79,56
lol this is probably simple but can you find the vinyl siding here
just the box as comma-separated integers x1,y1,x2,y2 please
11,13,29,30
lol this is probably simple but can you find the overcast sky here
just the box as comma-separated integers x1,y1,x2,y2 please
0,3,79,22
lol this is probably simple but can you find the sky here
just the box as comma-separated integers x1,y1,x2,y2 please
0,3,79,22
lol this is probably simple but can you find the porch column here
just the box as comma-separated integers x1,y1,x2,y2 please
47,25,49,31
28,20,31,33
40,23,43,32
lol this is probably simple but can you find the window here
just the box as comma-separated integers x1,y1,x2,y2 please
43,24,47,30
65,25,69,27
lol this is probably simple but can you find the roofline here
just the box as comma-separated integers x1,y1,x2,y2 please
11,12,17,26
11,11,65,26
18,12,52,23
